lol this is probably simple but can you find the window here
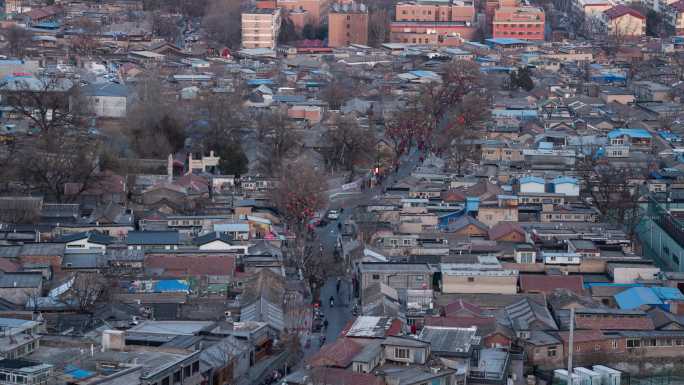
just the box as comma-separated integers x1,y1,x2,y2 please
372,274,380,280
395,348,410,359
547,347,557,357
403,239,411,246
611,340,619,349
627,339,641,348
467,277,475,282
162,377,170,385
173,371,181,383
184,366,191,378
192,361,199,374
347,15,351,20
575,345,581,352
594,344,601,352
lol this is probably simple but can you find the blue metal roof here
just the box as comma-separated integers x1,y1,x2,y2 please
410,70,439,78
615,287,664,309
659,131,682,141
246,79,274,86
651,286,684,301
485,38,530,45
154,279,189,293
607,128,652,139
552,176,578,185
520,176,545,185
65,365,95,380
538,142,554,150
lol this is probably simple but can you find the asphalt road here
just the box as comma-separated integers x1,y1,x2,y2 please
316,148,422,256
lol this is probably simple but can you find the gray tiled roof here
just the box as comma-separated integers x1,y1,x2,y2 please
418,326,479,356
126,231,180,245
0,273,42,288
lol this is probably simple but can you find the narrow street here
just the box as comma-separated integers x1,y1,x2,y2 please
300,149,423,359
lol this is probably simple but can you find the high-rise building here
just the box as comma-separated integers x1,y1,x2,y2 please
492,6,545,40
390,0,478,46
241,8,282,49
328,2,369,47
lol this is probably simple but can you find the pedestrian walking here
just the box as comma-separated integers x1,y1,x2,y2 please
336,277,341,293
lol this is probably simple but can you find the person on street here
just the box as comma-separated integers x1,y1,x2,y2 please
336,277,341,293
323,319,328,330
329,296,334,307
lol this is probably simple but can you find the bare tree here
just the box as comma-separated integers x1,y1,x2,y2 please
3,26,32,58
3,77,83,136
320,77,355,110
272,159,327,240
324,116,375,177
271,159,328,291
2,77,102,201
586,165,646,240
69,17,102,56
368,9,390,47
151,13,181,42
603,16,641,57
63,273,109,313
126,71,186,158
256,110,301,175
440,93,490,174
203,0,243,48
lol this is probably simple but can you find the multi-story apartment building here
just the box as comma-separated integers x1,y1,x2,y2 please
600,5,646,36
665,0,684,34
241,8,282,49
328,1,369,47
277,0,330,25
572,0,614,17
390,0,478,46
493,6,546,40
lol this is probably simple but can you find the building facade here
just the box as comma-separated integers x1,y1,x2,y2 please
493,6,546,40
329,3,369,48
601,5,646,36
390,0,478,46
241,8,282,49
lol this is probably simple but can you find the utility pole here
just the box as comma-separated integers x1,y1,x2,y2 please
567,307,575,385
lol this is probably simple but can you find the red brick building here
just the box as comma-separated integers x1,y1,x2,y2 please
493,6,545,40
390,0,478,46
328,2,369,48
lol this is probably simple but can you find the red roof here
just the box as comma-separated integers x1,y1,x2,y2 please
307,338,363,368
24,5,62,20
520,275,584,295
443,299,485,317
575,314,655,331
174,174,209,194
144,255,235,277
488,222,525,241
604,5,645,19
0,259,19,273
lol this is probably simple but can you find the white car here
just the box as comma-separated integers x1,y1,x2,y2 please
327,210,340,220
